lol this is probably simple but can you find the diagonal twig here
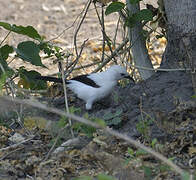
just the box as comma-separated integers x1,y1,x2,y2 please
0,96,187,177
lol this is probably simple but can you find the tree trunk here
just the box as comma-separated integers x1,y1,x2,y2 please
126,0,154,80
162,0,196,93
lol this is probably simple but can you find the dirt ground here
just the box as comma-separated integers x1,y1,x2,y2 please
0,0,196,180
0,0,124,76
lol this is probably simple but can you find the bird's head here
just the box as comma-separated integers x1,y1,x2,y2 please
107,65,134,82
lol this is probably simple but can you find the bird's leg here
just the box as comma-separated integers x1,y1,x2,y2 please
85,101,93,110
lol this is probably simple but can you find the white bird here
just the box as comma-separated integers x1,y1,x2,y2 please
37,65,134,110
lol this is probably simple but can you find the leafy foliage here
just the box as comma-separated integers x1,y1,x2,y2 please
103,109,123,126
191,94,196,98
0,45,14,74
0,45,13,61
16,41,45,67
72,114,97,138
133,9,153,22
0,22,68,90
129,0,142,4
125,10,153,28
136,115,154,141
17,68,47,90
0,22,42,40
97,174,117,180
105,0,153,29
105,2,125,15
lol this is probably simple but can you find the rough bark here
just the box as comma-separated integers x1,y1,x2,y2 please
126,0,154,80
162,0,196,93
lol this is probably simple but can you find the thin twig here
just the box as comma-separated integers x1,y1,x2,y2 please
94,2,117,63
93,38,129,72
0,147,24,160
43,124,69,161
1,96,187,177
101,5,106,62
107,128,185,176
60,61,74,137
47,61,101,77
0,31,11,46
7,56,16,65
74,0,92,57
129,63,192,72
0,136,34,152
73,61,101,71
48,1,91,42
113,16,121,47
66,39,88,78
0,63,15,97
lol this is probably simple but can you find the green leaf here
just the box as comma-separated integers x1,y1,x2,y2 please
95,118,106,127
127,147,134,156
135,149,148,156
151,138,157,148
0,22,41,40
129,0,142,4
191,94,196,98
134,9,153,22
105,2,125,15
72,122,96,138
106,117,122,126
142,166,152,180
0,45,13,61
97,174,117,180
57,116,68,128
0,45,14,75
182,172,191,180
0,45,13,70
103,109,122,126
103,109,122,120
16,41,45,67
125,16,137,28
69,106,81,114
18,68,47,90
73,176,92,180
159,164,171,172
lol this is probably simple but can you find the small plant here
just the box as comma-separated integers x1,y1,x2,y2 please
136,115,154,142
103,109,123,126
0,22,73,92
125,147,177,179
125,147,148,164
57,106,81,128
48,106,82,147
72,113,105,138
191,94,196,98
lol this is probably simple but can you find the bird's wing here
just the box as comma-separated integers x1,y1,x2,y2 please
67,80,97,100
87,72,107,87
70,74,100,88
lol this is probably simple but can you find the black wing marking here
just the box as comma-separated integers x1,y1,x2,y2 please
70,74,100,88
36,74,100,88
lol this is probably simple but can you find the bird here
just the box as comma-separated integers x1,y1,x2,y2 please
36,65,134,110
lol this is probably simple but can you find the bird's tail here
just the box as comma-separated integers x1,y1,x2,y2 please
36,76,64,83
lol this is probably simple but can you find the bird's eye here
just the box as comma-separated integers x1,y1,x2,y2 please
120,73,125,76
